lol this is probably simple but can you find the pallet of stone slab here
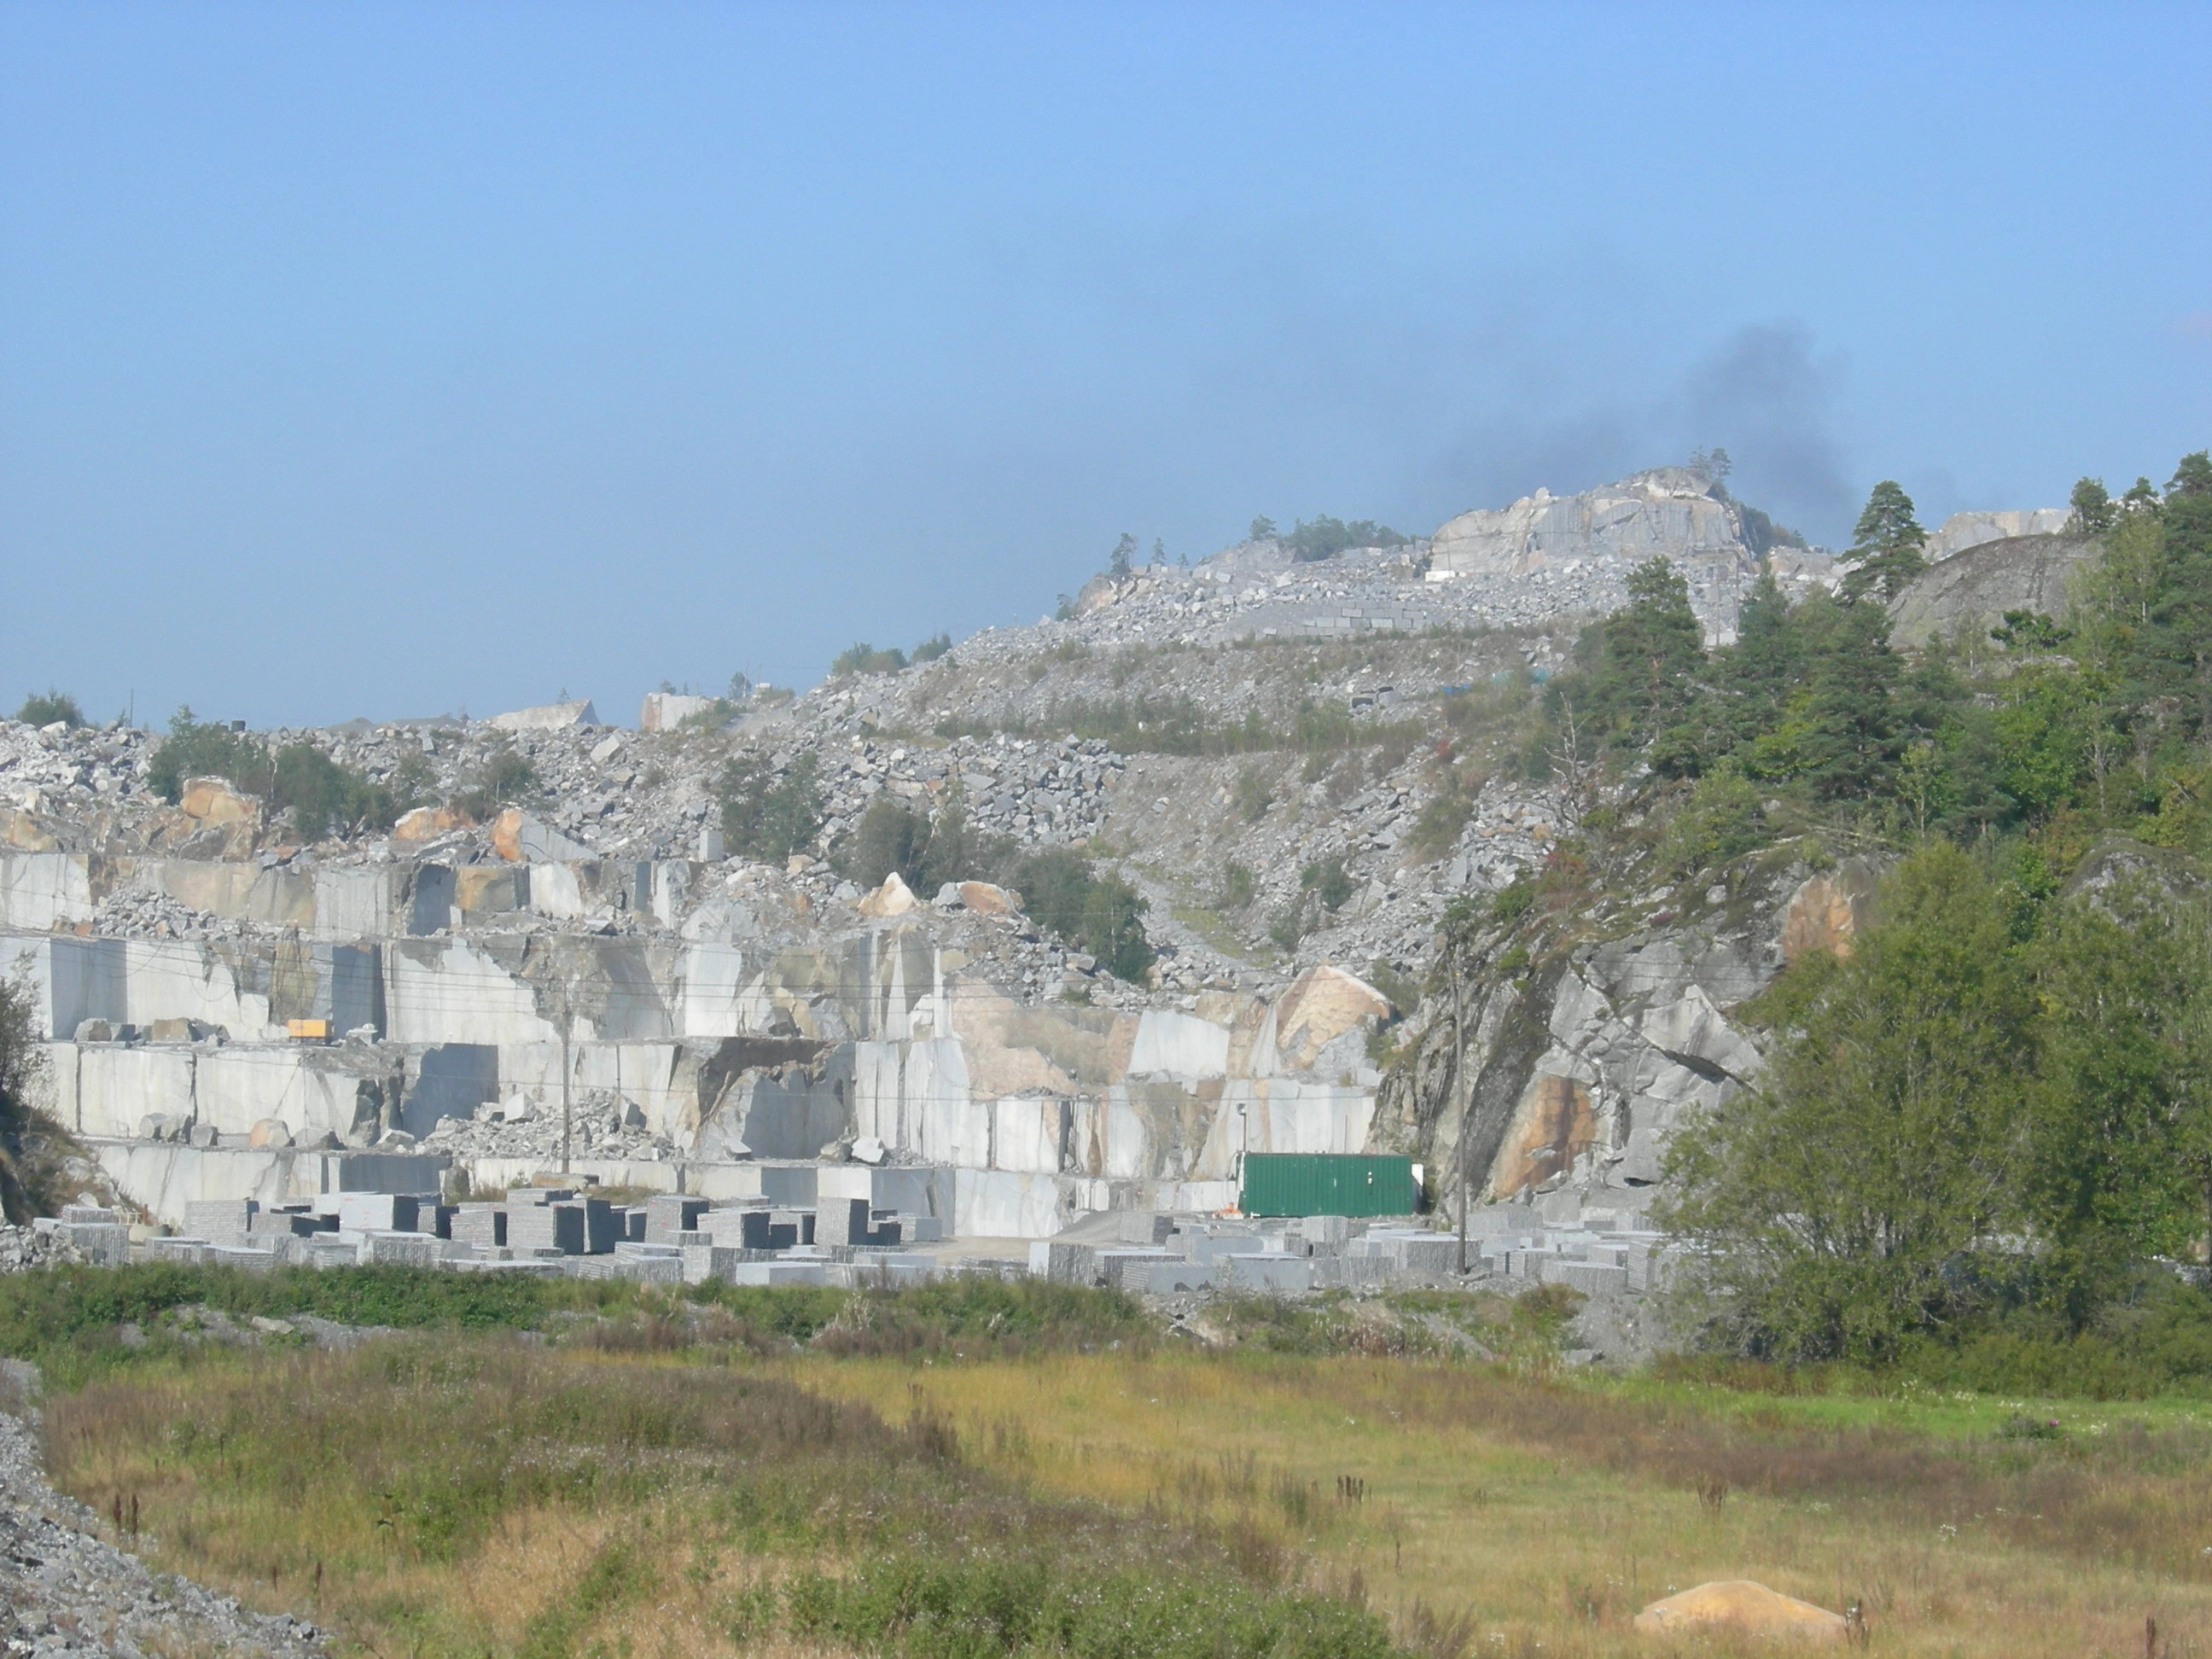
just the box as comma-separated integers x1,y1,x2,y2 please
183,1199,259,1243
358,1231,447,1268
1541,1259,1628,1295
722,1260,830,1287
1311,1254,1397,1290
448,1257,570,1276
37,1214,131,1266
642,1194,712,1243
1144,1259,1217,1294
1115,1211,1176,1246
1214,1254,1318,1294
449,1202,507,1249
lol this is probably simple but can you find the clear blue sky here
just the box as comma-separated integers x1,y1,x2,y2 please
3,3,2207,727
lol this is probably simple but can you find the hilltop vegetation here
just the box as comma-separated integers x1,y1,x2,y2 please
1469,456,2212,1371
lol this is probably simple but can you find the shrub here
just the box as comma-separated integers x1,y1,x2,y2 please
1282,515,1410,562
1365,958,1418,1016
675,697,742,730
1233,765,1274,821
145,710,405,839
145,707,273,804
1301,857,1353,911
1408,788,1473,858
719,753,825,862
832,642,908,677
15,689,84,728
911,632,953,663
1219,860,1257,911
1656,763,1767,876
271,743,411,839
451,743,537,823
0,975,69,1223
831,797,1016,895
1016,849,1155,981
837,796,934,889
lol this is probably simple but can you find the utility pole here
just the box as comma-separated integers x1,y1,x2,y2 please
1451,935,1470,1276
559,978,573,1176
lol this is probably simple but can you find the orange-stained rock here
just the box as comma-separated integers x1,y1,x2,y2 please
1781,858,1881,963
0,809,57,852
1632,1580,1847,1641
247,1118,294,1150
491,807,525,862
393,804,470,842
180,777,257,825
1489,1071,1597,1197
857,871,918,917
1272,963,1391,1071
954,880,1021,916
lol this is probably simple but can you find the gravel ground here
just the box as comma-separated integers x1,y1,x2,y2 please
0,1380,324,1658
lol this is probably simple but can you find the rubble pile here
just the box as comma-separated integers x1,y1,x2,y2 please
0,1226,81,1274
0,721,152,819
0,1395,324,1657
422,1089,681,1165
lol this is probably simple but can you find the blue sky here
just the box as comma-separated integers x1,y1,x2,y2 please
3,3,2207,727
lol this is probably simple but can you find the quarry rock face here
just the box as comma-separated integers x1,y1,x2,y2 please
0,470,2068,1242
1780,858,1882,963
1925,506,2070,561
1428,467,1751,579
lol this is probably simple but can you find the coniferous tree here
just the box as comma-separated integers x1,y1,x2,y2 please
1840,480,1929,603
2067,475,2117,536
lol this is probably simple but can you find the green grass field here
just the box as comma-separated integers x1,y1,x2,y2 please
11,1267,2212,1656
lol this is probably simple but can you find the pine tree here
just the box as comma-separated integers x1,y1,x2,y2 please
2066,475,2116,536
1108,533,1137,578
1841,480,1928,603
1590,557,1705,750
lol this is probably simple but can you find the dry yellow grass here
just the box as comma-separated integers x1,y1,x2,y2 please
790,1350,2212,1657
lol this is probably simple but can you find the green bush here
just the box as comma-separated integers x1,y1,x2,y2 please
912,632,953,664
833,643,908,677
831,796,1016,895
718,753,825,862
271,742,415,839
1408,789,1473,858
146,707,273,804
452,743,537,822
1656,763,1768,876
1300,857,1353,911
1220,860,1257,911
1233,765,1274,821
1016,849,1155,981
1281,515,1410,562
15,689,84,728
784,1554,1396,1659
145,709,408,838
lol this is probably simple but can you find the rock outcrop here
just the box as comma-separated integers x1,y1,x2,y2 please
1889,532,2098,649
1429,467,1752,580
1375,856,1883,1204
1926,506,2070,561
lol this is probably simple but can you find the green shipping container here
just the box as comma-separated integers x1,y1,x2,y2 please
1240,1153,1418,1219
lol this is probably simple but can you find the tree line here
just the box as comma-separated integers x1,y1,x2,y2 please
1530,454,2212,1377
